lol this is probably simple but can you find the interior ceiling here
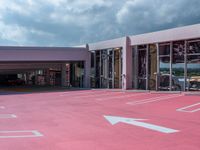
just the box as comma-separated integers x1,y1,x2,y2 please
0,62,65,75
0,62,63,71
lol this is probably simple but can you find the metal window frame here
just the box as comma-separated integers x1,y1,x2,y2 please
169,41,173,91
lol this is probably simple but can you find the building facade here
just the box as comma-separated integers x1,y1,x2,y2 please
89,24,200,91
0,24,200,91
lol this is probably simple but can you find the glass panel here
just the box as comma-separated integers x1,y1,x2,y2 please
148,44,157,90
90,51,95,88
138,79,146,90
108,50,113,88
138,50,147,77
138,48,147,90
172,64,184,91
186,60,200,91
114,49,122,88
92,48,122,89
95,51,100,88
159,57,170,91
159,44,170,56
187,40,200,54
187,40,200,91
108,50,113,79
70,62,84,88
173,41,185,63
172,41,185,91
100,50,108,88
158,44,170,91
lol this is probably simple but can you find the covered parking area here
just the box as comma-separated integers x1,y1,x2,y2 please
0,46,90,89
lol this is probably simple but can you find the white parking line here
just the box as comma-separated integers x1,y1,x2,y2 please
60,91,106,97
97,93,150,101
127,95,174,104
176,102,200,113
74,92,124,99
127,94,182,105
0,130,43,138
0,114,17,118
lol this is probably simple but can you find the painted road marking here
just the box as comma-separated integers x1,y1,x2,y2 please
104,115,179,134
0,114,17,118
0,106,5,109
97,93,149,101
0,130,43,138
127,94,182,105
60,91,106,97
73,92,123,99
177,102,200,113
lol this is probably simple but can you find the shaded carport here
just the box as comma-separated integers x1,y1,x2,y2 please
0,46,90,88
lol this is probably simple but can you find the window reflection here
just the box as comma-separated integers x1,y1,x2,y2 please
159,44,170,91
173,41,184,63
187,40,200,91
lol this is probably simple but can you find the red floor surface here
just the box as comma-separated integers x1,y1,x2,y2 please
0,90,199,150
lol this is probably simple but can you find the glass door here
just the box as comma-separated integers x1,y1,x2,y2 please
100,50,108,88
158,43,171,91
92,48,122,89
108,49,113,88
148,44,157,90
186,39,200,91
138,45,148,90
114,49,122,88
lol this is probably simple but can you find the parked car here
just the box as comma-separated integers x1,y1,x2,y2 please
187,76,200,91
158,74,182,91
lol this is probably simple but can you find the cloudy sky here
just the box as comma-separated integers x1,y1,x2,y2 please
0,0,200,47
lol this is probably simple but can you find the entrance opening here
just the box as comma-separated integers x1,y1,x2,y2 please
90,48,122,89
133,44,157,90
0,62,85,89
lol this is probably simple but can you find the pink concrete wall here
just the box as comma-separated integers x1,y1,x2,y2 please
89,37,126,50
130,24,200,45
0,46,88,61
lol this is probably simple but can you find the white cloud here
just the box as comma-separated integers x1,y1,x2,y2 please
116,0,200,34
0,22,27,44
0,0,199,46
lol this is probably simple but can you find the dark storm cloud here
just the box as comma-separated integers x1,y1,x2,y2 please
0,0,199,46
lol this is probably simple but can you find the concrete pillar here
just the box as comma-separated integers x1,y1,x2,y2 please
46,69,50,86
122,37,133,90
133,45,138,89
61,63,67,87
84,44,91,88
35,71,38,85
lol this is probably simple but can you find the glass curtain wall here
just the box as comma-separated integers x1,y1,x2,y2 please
186,39,200,91
137,45,148,90
158,43,171,91
148,44,157,90
70,62,84,88
172,41,185,91
158,40,200,91
100,50,108,88
133,44,157,90
134,39,200,91
114,49,122,88
90,48,122,89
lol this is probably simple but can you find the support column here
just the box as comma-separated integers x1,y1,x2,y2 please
122,37,133,90
84,44,91,88
169,42,173,91
46,69,50,86
133,45,138,89
156,43,160,91
184,40,187,91
61,63,67,87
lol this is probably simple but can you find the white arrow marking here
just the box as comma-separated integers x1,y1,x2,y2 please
104,115,179,134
